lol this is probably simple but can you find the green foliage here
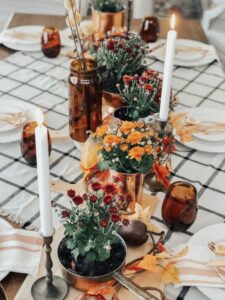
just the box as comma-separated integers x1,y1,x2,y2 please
91,0,124,12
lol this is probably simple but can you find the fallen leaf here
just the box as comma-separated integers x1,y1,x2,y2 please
156,251,171,259
162,263,180,284
87,282,115,296
154,162,170,188
137,255,158,273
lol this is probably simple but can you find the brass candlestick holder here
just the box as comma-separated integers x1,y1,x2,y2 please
31,234,68,300
144,113,173,193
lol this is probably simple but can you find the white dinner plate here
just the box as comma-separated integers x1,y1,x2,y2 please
173,108,225,153
0,99,42,143
188,223,225,300
149,39,217,67
0,218,13,281
0,104,26,133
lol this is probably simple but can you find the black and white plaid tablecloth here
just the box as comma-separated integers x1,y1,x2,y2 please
0,48,225,300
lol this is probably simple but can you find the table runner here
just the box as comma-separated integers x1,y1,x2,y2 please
0,46,225,299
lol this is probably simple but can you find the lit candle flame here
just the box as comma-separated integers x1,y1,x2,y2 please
36,110,44,126
170,14,176,30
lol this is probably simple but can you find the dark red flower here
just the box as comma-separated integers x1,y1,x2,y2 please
83,193,88,200
104,183,116,194
106,39,115,51
126,194,132,203
133,74,139,81
61,210,70,218
113,175,121,182
90,194,98,203
122,219,129,226
123,74,133,85
125,48,132,54
111,214,120,223
100,219,108,227
109,206,118,214
91,182,101,191
118,195,125,202
103,195,113,205
73,196,84,205
67,189,75,198
144,84,153,92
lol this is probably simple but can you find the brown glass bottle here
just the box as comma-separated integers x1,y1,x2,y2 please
140,17,160,43
41,27,61,58
20,121,51,166
162,181,198,232
68,59,102,142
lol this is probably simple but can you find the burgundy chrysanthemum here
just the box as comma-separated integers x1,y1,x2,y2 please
67,189,75,198
126,195,132,203
111,214,120,223
90,194,98,203
61,210,70,218
109,206,118,214
73,195,84,205
103,195,113,205
100,219,108,227
83,193,88,200
104,183,116,194
122,219,129,226
91,182,102,191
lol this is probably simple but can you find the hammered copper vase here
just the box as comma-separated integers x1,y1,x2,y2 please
68,59,102,142
92,8,125,37
110,169,144,214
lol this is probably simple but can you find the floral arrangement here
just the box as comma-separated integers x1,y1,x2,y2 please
117,69,163,120
93,121,164,174
91,0,124,12
94,33,146,84
58,182,129,265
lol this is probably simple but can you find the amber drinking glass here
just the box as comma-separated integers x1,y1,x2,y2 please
140,17,160,43
162,181,198,232
68,59,102,142
41,27,61,58
20,121,51,166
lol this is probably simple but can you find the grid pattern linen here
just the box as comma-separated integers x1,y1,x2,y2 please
0,49,225,300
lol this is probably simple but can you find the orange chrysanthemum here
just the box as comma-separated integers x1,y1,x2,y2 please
120,121,136,134
128,146,145,161
126,131,145,144
120,144,128,151
103,135,122,146
95,125,109,137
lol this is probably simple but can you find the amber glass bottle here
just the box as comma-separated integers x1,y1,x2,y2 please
68,59,102,142
41,27,61,58
140,17,160,43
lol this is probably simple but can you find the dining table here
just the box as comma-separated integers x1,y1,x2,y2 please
0,12,225,300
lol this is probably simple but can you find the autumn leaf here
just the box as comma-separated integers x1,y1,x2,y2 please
156,246,189,260
156,251,171,259
162,263,180,284
153,162,170,188
87,281,115,296
137,255,158,273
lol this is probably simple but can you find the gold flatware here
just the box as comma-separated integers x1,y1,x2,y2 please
208,242,225,256
207,259,225,267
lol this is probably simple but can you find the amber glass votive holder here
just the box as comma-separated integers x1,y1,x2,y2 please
140,17,160,43
41,27,61,58
20,121,51,166
162,181,198,232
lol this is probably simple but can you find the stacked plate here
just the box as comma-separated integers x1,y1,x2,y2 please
0,99,41,143
148,39,218,67
0,25,73,52
174,108,225,153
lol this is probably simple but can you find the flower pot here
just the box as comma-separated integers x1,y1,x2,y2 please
113,106,151,121
68,59,102,143
109,169,144,214
57,235,163,299
92,8,125,36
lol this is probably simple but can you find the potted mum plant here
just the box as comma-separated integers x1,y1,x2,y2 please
115,69,163,121
94,33,147,107
92,120,165,213
91,0,125,36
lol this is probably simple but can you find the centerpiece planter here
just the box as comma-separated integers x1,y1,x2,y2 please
55,183,161,300
92,8,125,36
